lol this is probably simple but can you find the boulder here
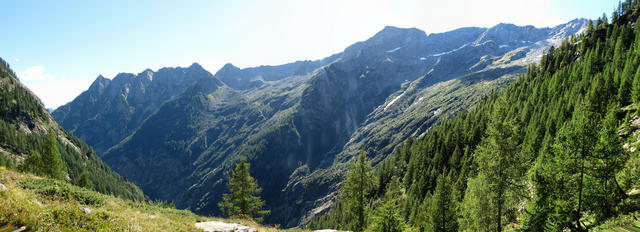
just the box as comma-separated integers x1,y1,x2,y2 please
0,183,7,192
79,207,92,214
194,221,257,232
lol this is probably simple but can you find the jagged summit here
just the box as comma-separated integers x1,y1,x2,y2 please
53,64,216,155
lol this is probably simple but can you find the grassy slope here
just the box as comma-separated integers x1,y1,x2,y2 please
0,167,294,232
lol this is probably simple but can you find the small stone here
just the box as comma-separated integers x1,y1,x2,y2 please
80,207,92,214
0,184,7,192
631,116,640,129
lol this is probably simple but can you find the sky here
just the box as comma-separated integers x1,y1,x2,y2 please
0,0,619,109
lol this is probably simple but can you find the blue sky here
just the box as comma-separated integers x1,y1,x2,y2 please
0,0,619,108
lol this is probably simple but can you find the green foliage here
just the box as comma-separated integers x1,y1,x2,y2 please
42,128,66,180
19,177,105,206
428,174,458,232
342,151,376,232
218,157,270,223
591,105,628,220
21,150,43,175
313,2,640,230
77,168,93,189
459,174,493,231
461,97,524,232
0,59,47,122
0,57,146,201
367,177,405,232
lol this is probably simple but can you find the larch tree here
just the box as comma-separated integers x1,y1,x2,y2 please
218,157,270,222
342,151,376,232
461,98,523,232
367,176,405,232
428,173,458,232
550,103,599,232
42,128,65,180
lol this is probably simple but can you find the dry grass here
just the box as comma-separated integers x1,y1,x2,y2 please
0,168,300,231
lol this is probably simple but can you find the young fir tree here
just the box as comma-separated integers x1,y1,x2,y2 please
460,98,522,232
42,128,65,180
22,150,43,175
218,157,270,222
367,177,405,232
428,174,458,232
342,151,376,232
78,168,94,189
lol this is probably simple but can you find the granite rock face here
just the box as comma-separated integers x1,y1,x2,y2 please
52,63,210,155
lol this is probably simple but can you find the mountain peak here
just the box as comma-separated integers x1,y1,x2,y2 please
371,26,427,42
189,62,203,69
214,63,241,77
88,74,111,92
221,63,239,71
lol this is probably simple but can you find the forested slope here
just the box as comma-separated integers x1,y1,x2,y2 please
310,2,640,231
0,58,145,201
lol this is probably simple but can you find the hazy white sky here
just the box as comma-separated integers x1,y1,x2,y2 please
0,0,618,108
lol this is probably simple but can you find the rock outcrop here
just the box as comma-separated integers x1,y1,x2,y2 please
194,221,257,232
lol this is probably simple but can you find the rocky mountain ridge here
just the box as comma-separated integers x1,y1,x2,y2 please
52,19,588,226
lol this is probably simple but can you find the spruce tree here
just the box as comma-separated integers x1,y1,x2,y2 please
218,157,270,222
342,151,375,232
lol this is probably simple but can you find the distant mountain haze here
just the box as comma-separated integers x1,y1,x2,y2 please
52,19,588,226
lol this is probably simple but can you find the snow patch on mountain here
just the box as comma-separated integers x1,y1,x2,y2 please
430,43,470,57
386,46,403,53
384,92,405,111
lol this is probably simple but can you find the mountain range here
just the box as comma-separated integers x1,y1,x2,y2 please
52,18,588,226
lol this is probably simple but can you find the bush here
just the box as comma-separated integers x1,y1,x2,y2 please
50,205,120,231
19,178,104,205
